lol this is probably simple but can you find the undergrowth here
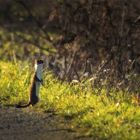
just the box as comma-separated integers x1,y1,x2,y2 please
0,61,140,140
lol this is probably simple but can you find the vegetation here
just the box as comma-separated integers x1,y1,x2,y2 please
1,0,140,87
0,1,140,139
0,61,140,140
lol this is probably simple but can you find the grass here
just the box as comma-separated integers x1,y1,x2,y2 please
0,60,140,140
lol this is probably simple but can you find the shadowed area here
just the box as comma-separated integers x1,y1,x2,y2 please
0,107,93,140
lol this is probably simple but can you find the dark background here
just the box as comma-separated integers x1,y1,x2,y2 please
0,0,140,92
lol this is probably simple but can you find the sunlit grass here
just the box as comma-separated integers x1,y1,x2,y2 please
0,61,140,140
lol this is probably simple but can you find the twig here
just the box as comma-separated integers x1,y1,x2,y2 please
15,33,55,53
15,0,53,44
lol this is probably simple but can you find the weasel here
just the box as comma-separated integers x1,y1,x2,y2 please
16,59,44,108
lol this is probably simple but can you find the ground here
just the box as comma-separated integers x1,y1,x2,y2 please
0,106,93,140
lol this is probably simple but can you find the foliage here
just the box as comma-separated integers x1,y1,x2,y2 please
0,0,140,90
0,61,140,140
0,27,56,61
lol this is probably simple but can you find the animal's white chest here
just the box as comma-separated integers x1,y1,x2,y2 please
35,64,43,80
34,63,43,99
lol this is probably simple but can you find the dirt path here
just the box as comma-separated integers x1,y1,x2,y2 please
0,106,93,140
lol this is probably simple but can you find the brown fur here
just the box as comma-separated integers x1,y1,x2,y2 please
16,60,43,108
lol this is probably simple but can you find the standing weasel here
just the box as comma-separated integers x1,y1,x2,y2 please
16,60,44,108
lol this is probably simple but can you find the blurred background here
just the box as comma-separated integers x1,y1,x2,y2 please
0,0,140,91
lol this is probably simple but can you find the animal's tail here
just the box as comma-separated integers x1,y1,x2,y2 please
15,102,31,108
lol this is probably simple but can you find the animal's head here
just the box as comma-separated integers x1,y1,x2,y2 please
35,59,44,71
36,60,44,65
